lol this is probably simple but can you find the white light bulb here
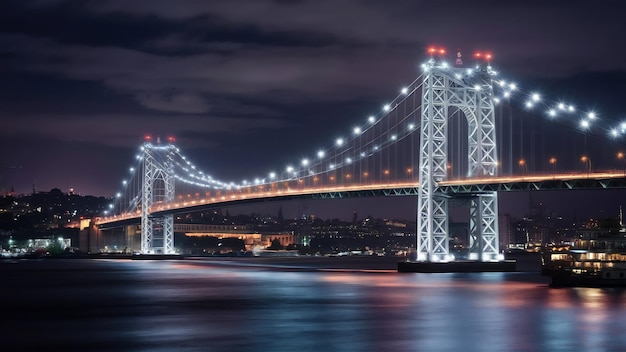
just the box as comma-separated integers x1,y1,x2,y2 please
531,93,541,102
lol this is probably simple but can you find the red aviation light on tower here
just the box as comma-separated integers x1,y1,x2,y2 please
167,136,176,143
426,46,447,63
474,51,493,63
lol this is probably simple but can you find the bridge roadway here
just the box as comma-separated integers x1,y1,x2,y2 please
95,171,626,228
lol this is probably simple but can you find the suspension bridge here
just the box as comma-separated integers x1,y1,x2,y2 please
88,48,626,263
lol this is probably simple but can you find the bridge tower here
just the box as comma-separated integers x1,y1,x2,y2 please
141,141,175,254
417,58,499,261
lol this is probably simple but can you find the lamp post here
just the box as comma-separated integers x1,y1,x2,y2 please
549,157,557,177
581,156,591,176
518,159,527,175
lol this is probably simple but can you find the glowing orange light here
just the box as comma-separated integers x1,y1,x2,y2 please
428,47,437,54
439,49,446,55
485,53,493,60
168,136,176,142
144,135,152,140
474,52,482,58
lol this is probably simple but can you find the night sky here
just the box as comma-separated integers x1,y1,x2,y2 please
2,0,626,221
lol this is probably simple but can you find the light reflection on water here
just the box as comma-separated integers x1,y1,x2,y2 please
2,259,626,352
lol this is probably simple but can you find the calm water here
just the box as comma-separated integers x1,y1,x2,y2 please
1,257,626,352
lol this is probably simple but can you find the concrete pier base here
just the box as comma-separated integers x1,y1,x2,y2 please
398,260,517,273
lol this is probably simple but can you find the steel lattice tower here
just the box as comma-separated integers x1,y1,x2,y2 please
417,59,499,262
141,142,175,254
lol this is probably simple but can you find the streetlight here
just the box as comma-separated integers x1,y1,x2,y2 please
618,152,625,175
518,159,527,175
581,156,591,175
549,157,557,177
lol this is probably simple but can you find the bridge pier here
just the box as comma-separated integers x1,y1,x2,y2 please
80,221,140,254
398,260,516,273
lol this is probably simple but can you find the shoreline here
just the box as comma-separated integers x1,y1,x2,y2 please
1,252,543,272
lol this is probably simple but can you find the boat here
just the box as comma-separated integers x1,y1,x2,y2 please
541,211,626,287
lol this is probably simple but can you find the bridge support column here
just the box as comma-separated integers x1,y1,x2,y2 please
469,193,500,261
417,66,450,261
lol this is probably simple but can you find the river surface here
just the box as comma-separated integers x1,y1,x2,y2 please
1,256,625,352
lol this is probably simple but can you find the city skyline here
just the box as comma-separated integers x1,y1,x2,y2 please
2,1,626,220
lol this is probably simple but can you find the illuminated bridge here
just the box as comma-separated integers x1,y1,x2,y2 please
91,48,626,261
